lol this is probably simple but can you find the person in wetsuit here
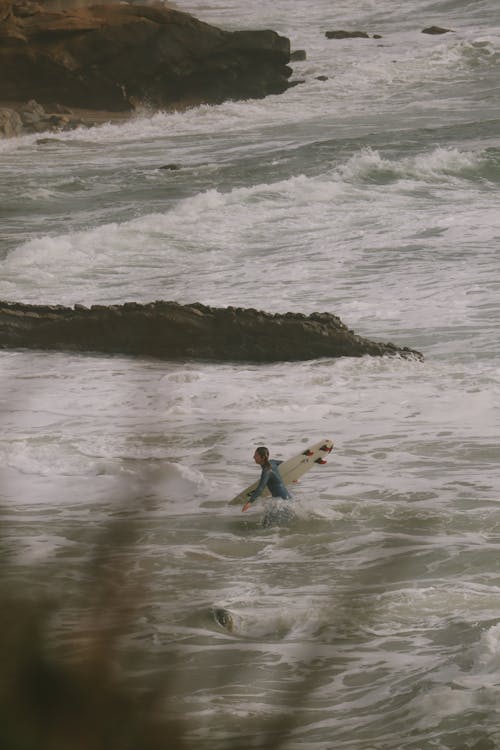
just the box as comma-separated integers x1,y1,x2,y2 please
241,446,291,513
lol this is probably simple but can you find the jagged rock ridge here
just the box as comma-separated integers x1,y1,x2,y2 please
0,300,423,362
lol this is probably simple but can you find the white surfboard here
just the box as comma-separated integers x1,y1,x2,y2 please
228,439,334,506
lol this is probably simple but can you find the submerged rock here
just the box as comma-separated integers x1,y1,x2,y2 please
0,300,423,362
422,26,453,35
0,1,292,112
213,608,234,631
325,30,371,40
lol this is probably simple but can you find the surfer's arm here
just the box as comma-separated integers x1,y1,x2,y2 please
249,468,271,501
241,468,271,511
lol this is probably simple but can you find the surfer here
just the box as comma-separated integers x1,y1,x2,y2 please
242,446,292,513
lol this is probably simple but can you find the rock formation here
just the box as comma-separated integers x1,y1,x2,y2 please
0,299,423,362
0,105,23,136
0,1,291,112
325,30,370,39
422,26,453,35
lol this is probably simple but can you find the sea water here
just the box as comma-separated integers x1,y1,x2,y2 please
0,1,499,747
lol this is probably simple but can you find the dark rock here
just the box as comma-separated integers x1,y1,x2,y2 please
0,1,292,112
46,102,73,114
325,30,370,40
159,164,181,171
422,26,453,35
0,299,423,362
0,0,12,23
12,1,40,18
290,49,306,61
316,75,329,82
47,113,71,128
213,608,234,631
36,136,64,144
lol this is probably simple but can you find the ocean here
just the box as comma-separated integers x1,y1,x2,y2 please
1,0,499,747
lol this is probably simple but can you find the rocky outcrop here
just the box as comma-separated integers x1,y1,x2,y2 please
0,99,83,136
0,106,23,136
324,30,382,40
325,30,371,39
0,300,423,362
422,26,453,35
0,1,291,113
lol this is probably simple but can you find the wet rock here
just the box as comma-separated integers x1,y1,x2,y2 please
0,1,292,112
46,102,73,115
0,98,82,137
213,608,234,631
36,137,65,145
0,107,23,137
0,300,423,362
18,99,48,131
325,30,370,39
422,26,453,35
20,98,45,120
290,49,307,61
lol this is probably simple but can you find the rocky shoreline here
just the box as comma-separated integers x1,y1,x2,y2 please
1,4,425,365
0,2,456,138
0,0,292,137
0,98,142,137
0,300,423,362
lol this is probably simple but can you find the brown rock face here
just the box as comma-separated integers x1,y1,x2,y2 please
0,300,423,362
0,1,292,111
0,105,23,135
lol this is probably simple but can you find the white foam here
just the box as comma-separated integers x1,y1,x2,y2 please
3,140,492,314
475,623,500,674
413,686,474,728
338,146,483,183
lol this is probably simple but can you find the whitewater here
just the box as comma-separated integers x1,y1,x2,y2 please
1,0,499,747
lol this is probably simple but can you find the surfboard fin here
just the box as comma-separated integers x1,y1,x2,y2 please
320,443,333,453
303,449,314,456
315,458,327,464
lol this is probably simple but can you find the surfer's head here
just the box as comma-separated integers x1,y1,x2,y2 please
254,446,270,466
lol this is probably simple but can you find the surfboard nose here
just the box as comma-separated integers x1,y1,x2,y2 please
320,442,333,453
